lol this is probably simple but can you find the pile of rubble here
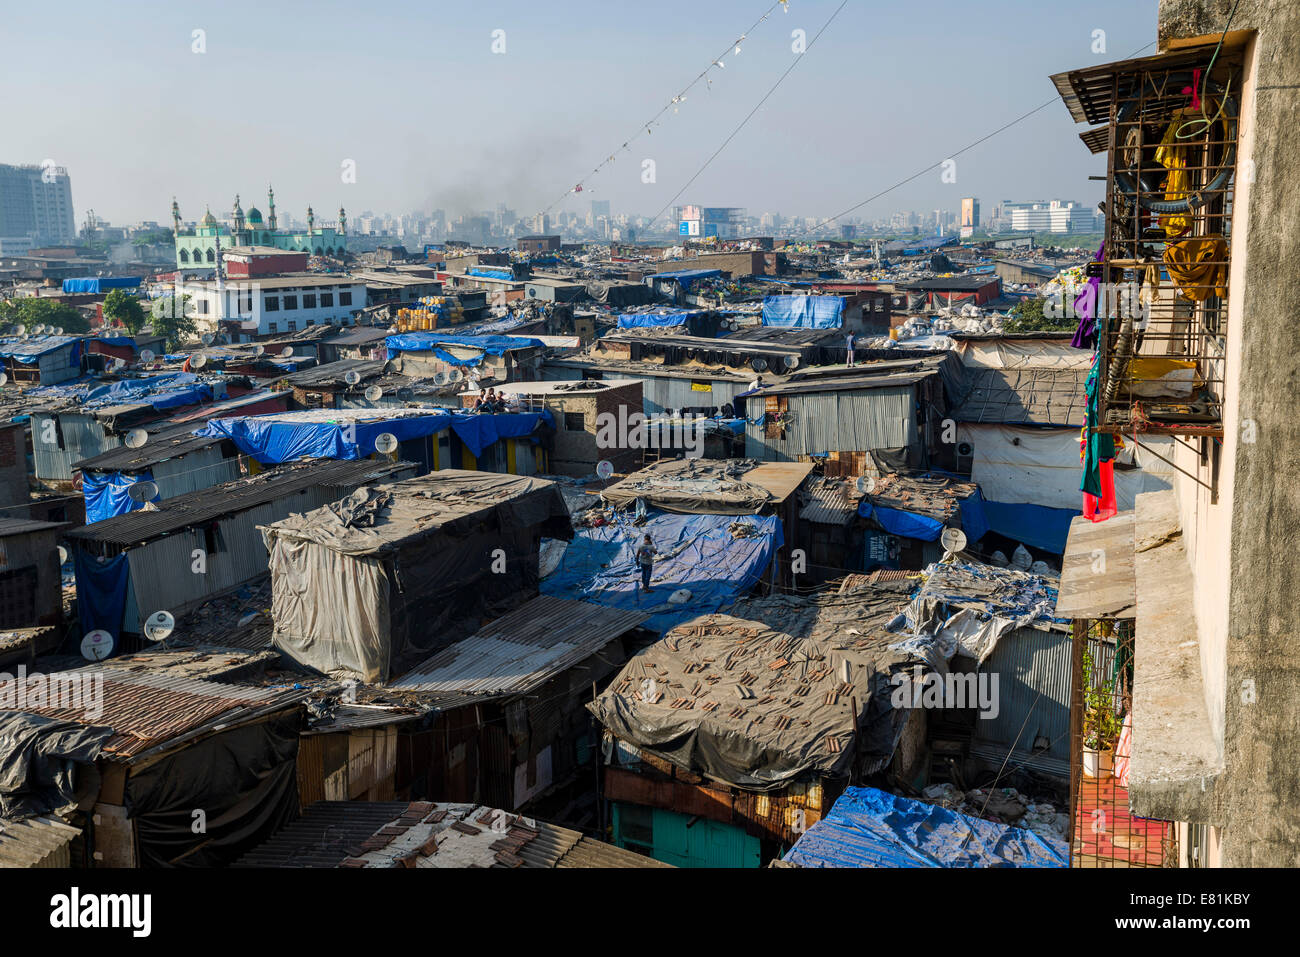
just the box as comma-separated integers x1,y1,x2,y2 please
919,782,1070,844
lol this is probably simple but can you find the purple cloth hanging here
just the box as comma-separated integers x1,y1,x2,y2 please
1070,242,1104,349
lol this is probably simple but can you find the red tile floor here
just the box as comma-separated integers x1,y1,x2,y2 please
1074,775,1173,867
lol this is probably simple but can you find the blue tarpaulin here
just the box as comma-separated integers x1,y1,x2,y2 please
615,308,708,328
466,266,515,280
981,500,1077,553
81,372,213,411
782,786,1067,868
858,501,945,541
197,409,552,464
648,268,722,290
60,277,142,294
82,469,158,524
73,551,131,647
0,335,82,366
541,510,782,634
385,333,545,363
761,295,845,329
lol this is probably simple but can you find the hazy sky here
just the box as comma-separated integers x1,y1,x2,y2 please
1,0,1158,228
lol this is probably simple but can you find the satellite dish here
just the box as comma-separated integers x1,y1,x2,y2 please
750,358,768,373
111,357,126,371
940,527,968,555
855,476,876,494
81,630,114,662
364,385,382,401
344,370,362,386
280,346,294,358
201,333,215,346
0,373,6,387
33,324,47,335
450,368,464,382
125,429,149,449
396,387,414,401
140,349,155,363
783,355,800,371
143,610,175,642
253,345,266,356
374,432,399,454
14,324,25,336
190,353,207,369
128,479,158,502
433,372,448,386
596,460,614,480
58,545,68,564
54,326,64,335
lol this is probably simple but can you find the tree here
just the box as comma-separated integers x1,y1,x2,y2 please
102,289,147,334
0,296,90,334
149,294,197,350
1002,295,1076,333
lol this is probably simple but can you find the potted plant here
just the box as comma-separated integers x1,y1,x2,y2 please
1082,644,1123,778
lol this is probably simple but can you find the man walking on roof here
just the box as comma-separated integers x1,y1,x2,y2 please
636,534,656,592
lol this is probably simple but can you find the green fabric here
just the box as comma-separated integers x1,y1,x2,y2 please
1081,351,1116,497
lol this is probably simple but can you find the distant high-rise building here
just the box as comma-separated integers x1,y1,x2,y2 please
590,199,611,223
0,162,76,253
961,197,980,229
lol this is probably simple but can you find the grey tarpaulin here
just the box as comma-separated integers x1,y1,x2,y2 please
588,581,918,791
0,713,112,820
262,471,573,683
600,458,775,515
887,559,1067,665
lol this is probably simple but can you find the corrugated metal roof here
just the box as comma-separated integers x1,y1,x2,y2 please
0,666,307,760
0,816,81,868
391,595,647,699
64,458,416,546
954,367,1088,427
233,801,672,868
0,517,66,537
799,478,859,525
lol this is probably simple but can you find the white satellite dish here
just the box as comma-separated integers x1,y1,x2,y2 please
53,326,64,335
750,357,768,373
0,373,6,387
125,429,149,449
58,545,68,564
940,527,967,555
280,346,294,358
596,460,614,480
143,610,175,642
433,372,448,386
784,355,800,371
201,333,215,346
111,357,126,371
14,324,26,336
855,476,876,494
81,630,114,661
364,385,382,401
254,345,266,356
32,324,47,335
374,432,399,454
344,370,362,386
140,349,156,363
191,353,207,369
450,368,464,382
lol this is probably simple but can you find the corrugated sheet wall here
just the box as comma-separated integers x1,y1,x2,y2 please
32,414,118,481
542,368,746,415
745,386,917,461
973,625,1072,763
152,450,242,499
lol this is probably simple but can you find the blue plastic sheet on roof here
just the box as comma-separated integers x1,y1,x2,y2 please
82,469,158,524
466,266,515,280
540,509,782,634
73,550,130,648
385,333,545,362
80,372,213,411
782,787,1067,868
60,277,141,294
981,499,1077,553
858,501,945,541
761,295,845,329
615,308,708,329
957,491,990,544
648,268,722,290
0,335,82,366
196,409,552,464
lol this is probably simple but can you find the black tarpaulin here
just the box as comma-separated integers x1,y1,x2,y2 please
124,711,302,868
0,712,112,820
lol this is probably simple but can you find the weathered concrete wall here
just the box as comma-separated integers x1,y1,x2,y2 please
1159,0,1300,866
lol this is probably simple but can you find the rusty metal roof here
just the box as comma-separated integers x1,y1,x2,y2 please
233,801,672,868
390,595,647,701
799,478,859,525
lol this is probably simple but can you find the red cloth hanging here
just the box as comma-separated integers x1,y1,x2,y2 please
1082,459,1118,522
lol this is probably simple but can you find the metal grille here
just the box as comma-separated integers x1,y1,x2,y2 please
1093,50,1240,443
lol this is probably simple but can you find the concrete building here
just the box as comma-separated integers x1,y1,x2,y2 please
179,274,366,337
0,163,76,253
